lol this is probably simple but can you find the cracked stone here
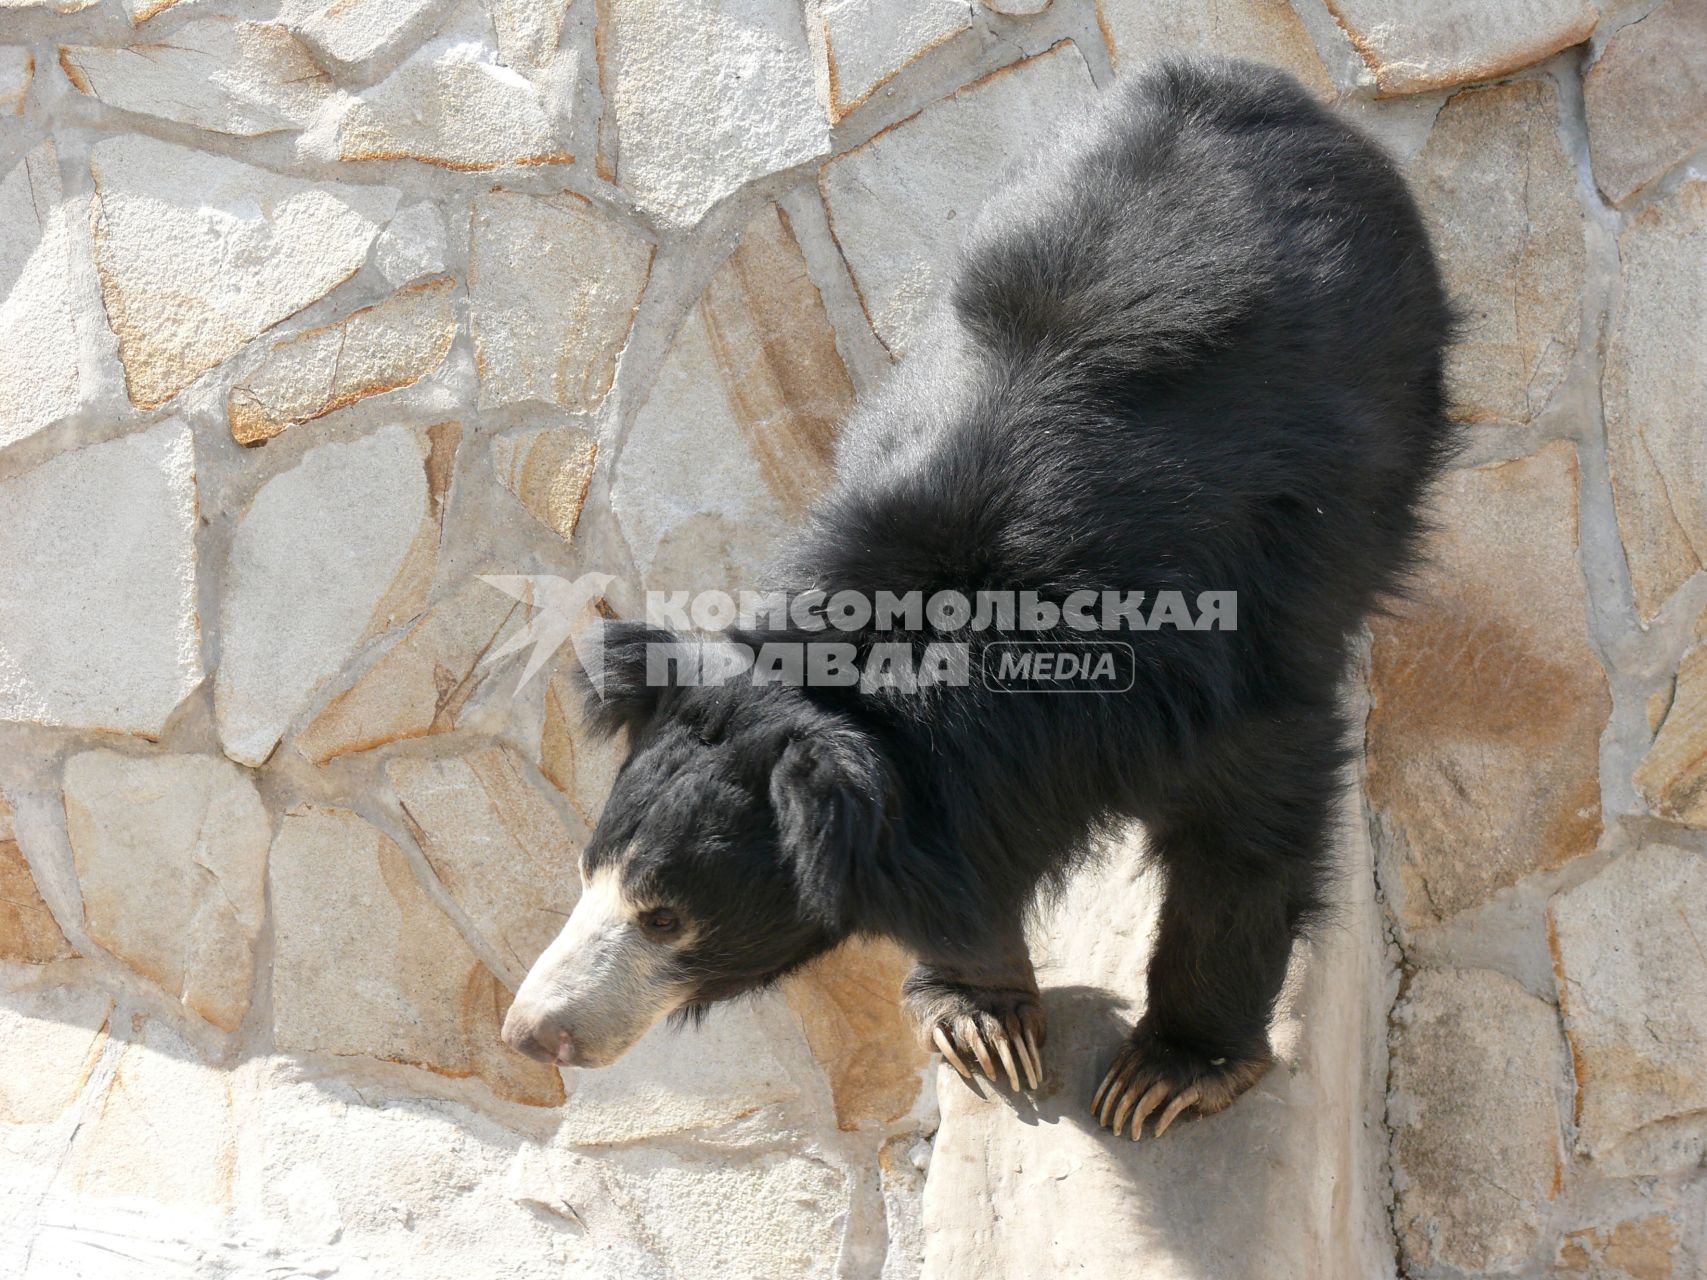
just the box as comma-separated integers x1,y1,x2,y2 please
783,937,926,1130
0,48,32,115
596,0,829,228
216,423,460,767
64,751,270,1032
59,20,333,138
90,135,397,411
1367,443,1606,929
296,580,524,764
483,0,572,72
821,41,1095,356
0,983,112,1123
0,421,202,737
1549,845,1707,1175
984,0,1048,12
879,1135,928,1279
375,203,449,287
389,745,584,979
469,190,652,412
1604,181,1707,622
269,804,564,1106
611,201,851,590
1411,79,1584,426
58,1017,236,1206
0,796,74,964
552,1002,806,1145
820,0,974,122
0,141,82,450
229,276,457,445
1558,1213,1684,1280
1586,1,1707,206
1323,0,1596,96
1636,633,1707,825
492,424,598,544
1095,0,1332,95
540,634,627,828
337,36,571,171
518,1144,849,1275
1390,967,1566,1275
287,0,443,69
242,1061,574,1272
0,0,97,12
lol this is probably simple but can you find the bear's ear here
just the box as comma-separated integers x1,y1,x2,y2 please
574,620,681,738
769,727,902,932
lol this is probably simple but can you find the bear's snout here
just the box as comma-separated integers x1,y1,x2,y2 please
501,1001,575,1066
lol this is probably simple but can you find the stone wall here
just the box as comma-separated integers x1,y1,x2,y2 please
0,0,1703,1276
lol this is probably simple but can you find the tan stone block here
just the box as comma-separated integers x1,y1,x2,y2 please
297,581,524,764
229,276,457,445
0,797,75,964
290,0,439,68
0,141,81,449
1389,968,1566,1274
59,1016,235,1206
1323,0,1595,96
820,0,973,122
596,0,828,227
1635,639,1707,823
1549,845,1707,1174
269,805,563,1106
541,640,627,828
0,984,112,1123
821,41,1096,356
1558,1213,1683,1280
1586,0,1707,206
0,421,202,736
64,751,270,1032
1604,181,1707,621
492,424,598,544
216,423,460,767
1367,443,1607,927
389,746,584,976
611,202,852,589
1096,0,1332,95
336,39,571,172
1412,80,1584,426
60,20,332,137
0,48,34,116
783,937,925,1130
90,136,396,410
469,190,652,412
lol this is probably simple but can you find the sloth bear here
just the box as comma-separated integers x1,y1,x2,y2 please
503,56,1453,1139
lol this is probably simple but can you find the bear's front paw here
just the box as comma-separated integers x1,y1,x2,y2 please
904,979,1044,1093
1092,1027,1272,1138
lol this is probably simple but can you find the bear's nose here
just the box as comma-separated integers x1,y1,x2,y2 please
501,1004,574,1065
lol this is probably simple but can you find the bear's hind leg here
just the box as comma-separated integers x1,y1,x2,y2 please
1095,712,1343,1138
904,919,1044,1093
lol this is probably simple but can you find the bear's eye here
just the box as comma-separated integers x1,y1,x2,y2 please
638,908,681,937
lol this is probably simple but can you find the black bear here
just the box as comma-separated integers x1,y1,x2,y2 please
503,55,1453,1139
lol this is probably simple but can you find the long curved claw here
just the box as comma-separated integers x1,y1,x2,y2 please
1017,1025,1042,1091
933,1026,973,1080
959,1016,999,1081
1153,1085,1202,1137
989,1022,1021,1091
1129,1081,1171,1140
1109,1081,1140,1137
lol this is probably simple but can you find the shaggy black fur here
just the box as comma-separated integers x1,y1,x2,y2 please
578,56,1454,1111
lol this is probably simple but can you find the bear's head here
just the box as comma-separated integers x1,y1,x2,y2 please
501,622,924,1069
